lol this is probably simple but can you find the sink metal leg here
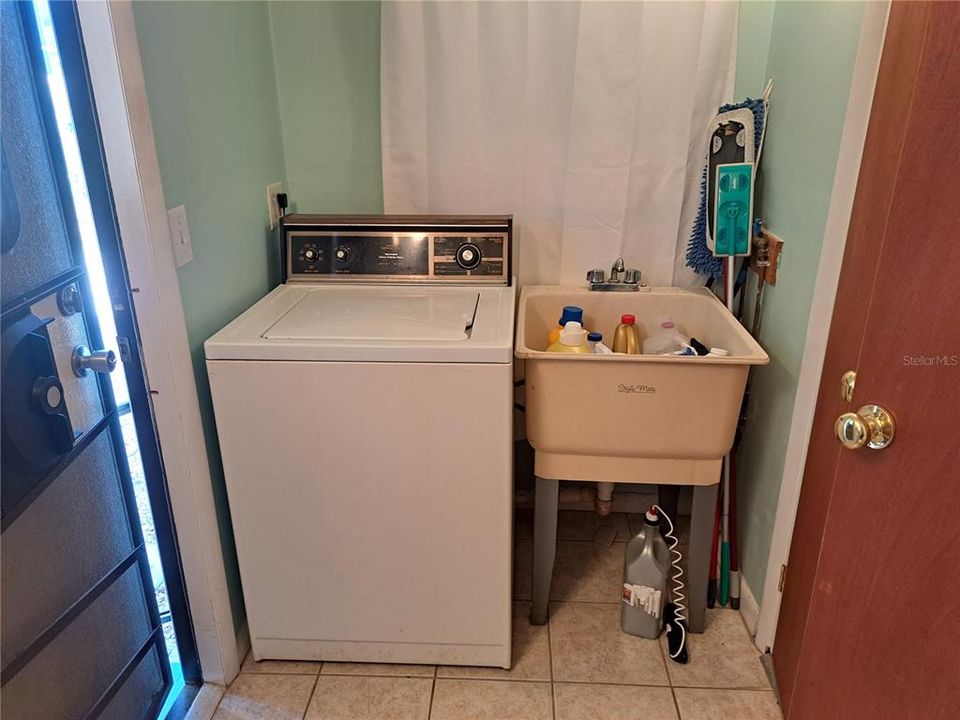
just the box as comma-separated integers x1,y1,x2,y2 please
656,484,681,533
530,476,559,625
686,483,719,633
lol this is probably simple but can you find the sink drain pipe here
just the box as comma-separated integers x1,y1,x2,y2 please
595,482,615,516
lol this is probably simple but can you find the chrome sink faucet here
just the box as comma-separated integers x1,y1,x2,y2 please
587,257,642,291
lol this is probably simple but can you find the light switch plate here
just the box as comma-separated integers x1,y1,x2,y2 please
167,204,193,268
266,182,285,230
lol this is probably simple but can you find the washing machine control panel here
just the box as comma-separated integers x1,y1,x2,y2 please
283,215,511,284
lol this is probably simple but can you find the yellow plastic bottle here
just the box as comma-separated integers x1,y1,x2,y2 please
547,306,584,346
547,321,592,353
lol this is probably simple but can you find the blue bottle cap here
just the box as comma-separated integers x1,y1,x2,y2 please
559,305,583,324
587,332,603,341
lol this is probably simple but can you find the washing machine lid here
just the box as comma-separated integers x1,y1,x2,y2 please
204,283,515,363
263,289,479,342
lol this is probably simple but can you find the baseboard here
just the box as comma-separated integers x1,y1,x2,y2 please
739,575,761,638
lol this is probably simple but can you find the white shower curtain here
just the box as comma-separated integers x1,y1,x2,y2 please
380,1,738,286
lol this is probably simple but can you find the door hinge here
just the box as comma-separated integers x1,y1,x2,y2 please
116,336,133,363
778,564,787,592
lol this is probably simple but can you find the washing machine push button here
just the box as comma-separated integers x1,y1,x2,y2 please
456,243,482,270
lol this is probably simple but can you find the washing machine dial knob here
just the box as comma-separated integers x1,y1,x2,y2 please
335,246,351,263
456,243,482,270
303,248,319,263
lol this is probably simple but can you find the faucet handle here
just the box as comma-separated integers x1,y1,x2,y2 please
623,269,641,285
587,268,605,284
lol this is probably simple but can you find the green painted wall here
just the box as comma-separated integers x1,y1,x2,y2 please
132,0,868,630
133,0,288,632
734,0,866,602
268,1,383,213
734,1,775,99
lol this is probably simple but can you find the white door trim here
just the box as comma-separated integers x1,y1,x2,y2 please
753,0,890,652
76,0,241,685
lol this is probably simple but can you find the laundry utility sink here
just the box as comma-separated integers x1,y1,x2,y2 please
515,286,768,486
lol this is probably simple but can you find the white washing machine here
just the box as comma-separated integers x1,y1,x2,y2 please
205,216,515,668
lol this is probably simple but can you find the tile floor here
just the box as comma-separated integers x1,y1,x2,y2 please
209,510,781,720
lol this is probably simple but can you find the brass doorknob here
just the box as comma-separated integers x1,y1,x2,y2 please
835,404,895,450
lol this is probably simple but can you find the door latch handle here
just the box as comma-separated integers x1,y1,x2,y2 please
835,404,895,450
71,345,117,377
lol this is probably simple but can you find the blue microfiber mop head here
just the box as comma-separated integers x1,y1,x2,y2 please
685,165,719,277
685,97,767,279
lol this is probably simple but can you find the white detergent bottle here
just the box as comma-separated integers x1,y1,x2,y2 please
642,317,688,355
621,508,670,639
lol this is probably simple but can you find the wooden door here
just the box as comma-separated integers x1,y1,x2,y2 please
772,3,960,718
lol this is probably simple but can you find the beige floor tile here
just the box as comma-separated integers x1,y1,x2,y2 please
431,679,552,720
240,651,321,675
304,675,432,720
662,610,769,689
556,510,632,542
673,689,782,719
320,662,434,677
438,602,550,681
514,536,532,601
212,673,316,720
550,541,625,603
517,509,632,543
554,683,678,720
549,602,669,685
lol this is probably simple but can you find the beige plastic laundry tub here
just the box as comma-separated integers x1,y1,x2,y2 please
515,286,769,486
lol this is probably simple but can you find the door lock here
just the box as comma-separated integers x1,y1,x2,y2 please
71,345,117,378
835,404,895,450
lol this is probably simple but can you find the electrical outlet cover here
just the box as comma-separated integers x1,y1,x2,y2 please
267,182,284,230
167,204,193,268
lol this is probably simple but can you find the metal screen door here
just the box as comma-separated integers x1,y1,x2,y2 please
1,3,179,718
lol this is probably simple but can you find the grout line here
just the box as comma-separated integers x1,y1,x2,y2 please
299,671,321,720
241,671,322,677
422,676,554,686
210,686,226,717
434,674,552,684
426,675,437,720
319,670,437,679
547,602,556,720
658,638,682,720
673,686,780,693
546,607,555,684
